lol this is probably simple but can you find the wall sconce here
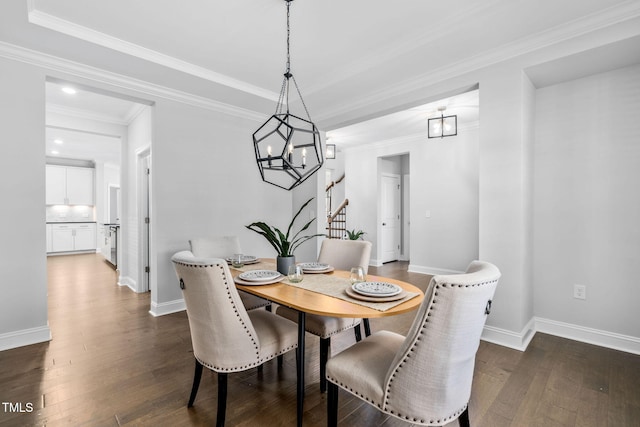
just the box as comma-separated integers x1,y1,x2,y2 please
428,106,457,138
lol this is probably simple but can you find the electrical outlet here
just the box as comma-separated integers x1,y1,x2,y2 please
573,284,586,300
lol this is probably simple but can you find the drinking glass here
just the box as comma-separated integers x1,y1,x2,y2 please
349,266,365,284
288,264,304,283
231,253,244,268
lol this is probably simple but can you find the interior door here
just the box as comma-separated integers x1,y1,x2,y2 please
142,154,151,292
381,174,401,263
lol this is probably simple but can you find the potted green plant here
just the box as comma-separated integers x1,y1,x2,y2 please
246,197,325,275
346,229,366,240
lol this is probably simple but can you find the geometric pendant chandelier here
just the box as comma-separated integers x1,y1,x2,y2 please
253,0,324,190
428,106,457,138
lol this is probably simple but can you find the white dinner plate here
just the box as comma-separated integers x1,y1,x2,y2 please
345,286,407,302
234,275,283,286
298,262,330,271
226,255,258,263
239,270,281,282
352,281,402,297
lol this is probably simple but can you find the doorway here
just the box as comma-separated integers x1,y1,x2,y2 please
380,173,401,263
378,154,410,264
45,78,153,298
138,149,151,293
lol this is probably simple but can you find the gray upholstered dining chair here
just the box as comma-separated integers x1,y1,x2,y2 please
172,251,299,427
189,236,270,311
326,261,500,427
277,238,372,392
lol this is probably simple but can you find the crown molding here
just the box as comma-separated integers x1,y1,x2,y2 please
315,1,640,123
0,41,265,122
26,4,279,103
47,103,129,126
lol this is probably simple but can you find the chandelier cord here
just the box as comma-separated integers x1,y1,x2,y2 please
286,0,291,76
292,75,313,122
285,0,291,115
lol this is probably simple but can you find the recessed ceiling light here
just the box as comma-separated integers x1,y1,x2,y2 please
54,139,63,144
51,150,59,155
61,87,77,95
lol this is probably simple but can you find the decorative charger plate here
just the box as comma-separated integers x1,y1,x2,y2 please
226,255,258,264
352,281,402,297
345,286,407,302
234,274,282,286
298,262,331,271
238,270,281,282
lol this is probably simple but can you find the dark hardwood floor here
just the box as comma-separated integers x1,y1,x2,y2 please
1,254,638,426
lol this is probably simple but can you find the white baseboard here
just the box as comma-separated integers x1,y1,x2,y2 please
408,264,464,275
369,259,383,267
118,275,146,293
481,318,536,352
149,299,186,317
480,317,640,355
0,325,52,351
535,317,640,355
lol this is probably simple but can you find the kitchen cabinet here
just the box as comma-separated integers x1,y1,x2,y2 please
73,224,97,251
46,165,94,205
50,223,96,252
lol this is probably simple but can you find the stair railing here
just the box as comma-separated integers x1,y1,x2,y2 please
327,198,348,239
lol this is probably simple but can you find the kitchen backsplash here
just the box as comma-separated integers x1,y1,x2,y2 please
46,205,96,222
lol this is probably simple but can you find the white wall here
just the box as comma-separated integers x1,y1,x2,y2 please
149,100,292,314
345,128,479,272
0,57,50,350
533,64,640,339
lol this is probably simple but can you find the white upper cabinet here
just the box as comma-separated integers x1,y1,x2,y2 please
45,165,67,205
65,167,94,205
46,165,94,205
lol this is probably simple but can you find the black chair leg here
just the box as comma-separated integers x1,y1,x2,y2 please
277,354,284,367
459,407,470,427
216,373,228,427
353,324,362,342
363,318,371,337
188,359,203,407
320,338,330,393
327,381,338,427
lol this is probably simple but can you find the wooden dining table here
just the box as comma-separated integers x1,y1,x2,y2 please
232,259,424,427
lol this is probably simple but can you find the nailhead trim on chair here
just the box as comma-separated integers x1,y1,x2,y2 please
178,261,297,373
307,321,360,338
277,306,360,338
378,279,498,425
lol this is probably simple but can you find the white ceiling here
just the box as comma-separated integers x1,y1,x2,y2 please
26,0,636,102
4,0,637,155
45,80,146,165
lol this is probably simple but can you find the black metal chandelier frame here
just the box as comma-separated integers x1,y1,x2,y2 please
252,0,323,190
